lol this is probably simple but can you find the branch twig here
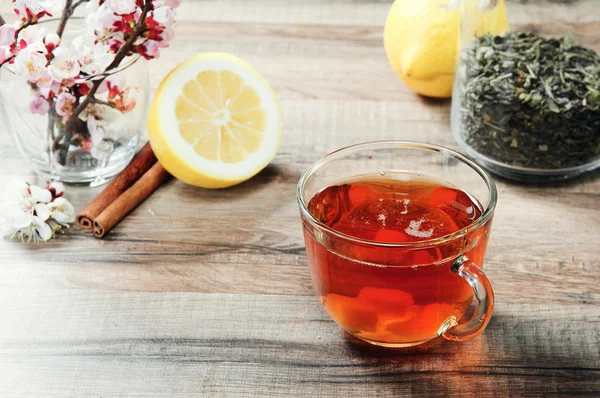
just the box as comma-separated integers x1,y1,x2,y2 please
15,20,33,36
70,0,90,13
57,0,152,165
56,0,74,38
0,15,6,26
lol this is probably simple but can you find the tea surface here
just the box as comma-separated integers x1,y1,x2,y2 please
307,174,482,243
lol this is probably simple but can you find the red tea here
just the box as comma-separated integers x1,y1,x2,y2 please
304,173,490,345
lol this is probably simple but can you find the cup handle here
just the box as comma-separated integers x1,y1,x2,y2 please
440,255,495,342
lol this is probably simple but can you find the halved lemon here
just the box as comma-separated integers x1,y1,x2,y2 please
147,53,282,188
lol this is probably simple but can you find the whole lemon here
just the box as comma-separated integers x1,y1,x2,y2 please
384,0,509,98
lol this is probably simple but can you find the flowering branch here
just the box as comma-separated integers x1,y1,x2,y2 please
110,1,153,71
58,0,153,165
1,0,181,167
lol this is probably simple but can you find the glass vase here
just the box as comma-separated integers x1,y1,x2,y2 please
0,19,150,186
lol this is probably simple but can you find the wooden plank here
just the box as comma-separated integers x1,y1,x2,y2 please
0,289,598,397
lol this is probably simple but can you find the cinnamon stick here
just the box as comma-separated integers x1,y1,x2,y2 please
93,163,171,238
76,142,157,229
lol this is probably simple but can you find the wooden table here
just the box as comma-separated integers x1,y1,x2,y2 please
1,1,599,396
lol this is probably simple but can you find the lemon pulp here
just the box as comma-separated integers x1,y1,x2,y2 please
147,53,282,188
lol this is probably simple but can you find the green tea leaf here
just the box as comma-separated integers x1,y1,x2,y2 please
458,32,600,169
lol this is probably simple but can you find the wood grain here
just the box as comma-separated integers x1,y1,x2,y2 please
1,289,599,397
0,0,599,396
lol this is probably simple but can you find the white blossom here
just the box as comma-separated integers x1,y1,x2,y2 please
38,0,66,15
8,214,54,242
17,25,46,45
73,33,112,74
48,44,81,82
40,197,75,225
0,180,74,243
29,92,50,115
82,103,125,138
84,0,102,14
13,42,48,83
86,4,121,45
8,179,52,213
105,0,137,15
80,103,125,159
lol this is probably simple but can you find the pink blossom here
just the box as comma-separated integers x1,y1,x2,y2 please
159,26,175,48
163,0,182,8
0,24,16,46
36,68,53,87
82,138,93,153
35,68,60,98
138,39,159,59
55,92,76,117
151,6,175,26
29,93,50,115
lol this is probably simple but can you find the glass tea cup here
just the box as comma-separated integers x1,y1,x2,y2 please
297,141,497,347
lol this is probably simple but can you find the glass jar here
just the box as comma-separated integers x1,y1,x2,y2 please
451,0,600,182
0,19,149,186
